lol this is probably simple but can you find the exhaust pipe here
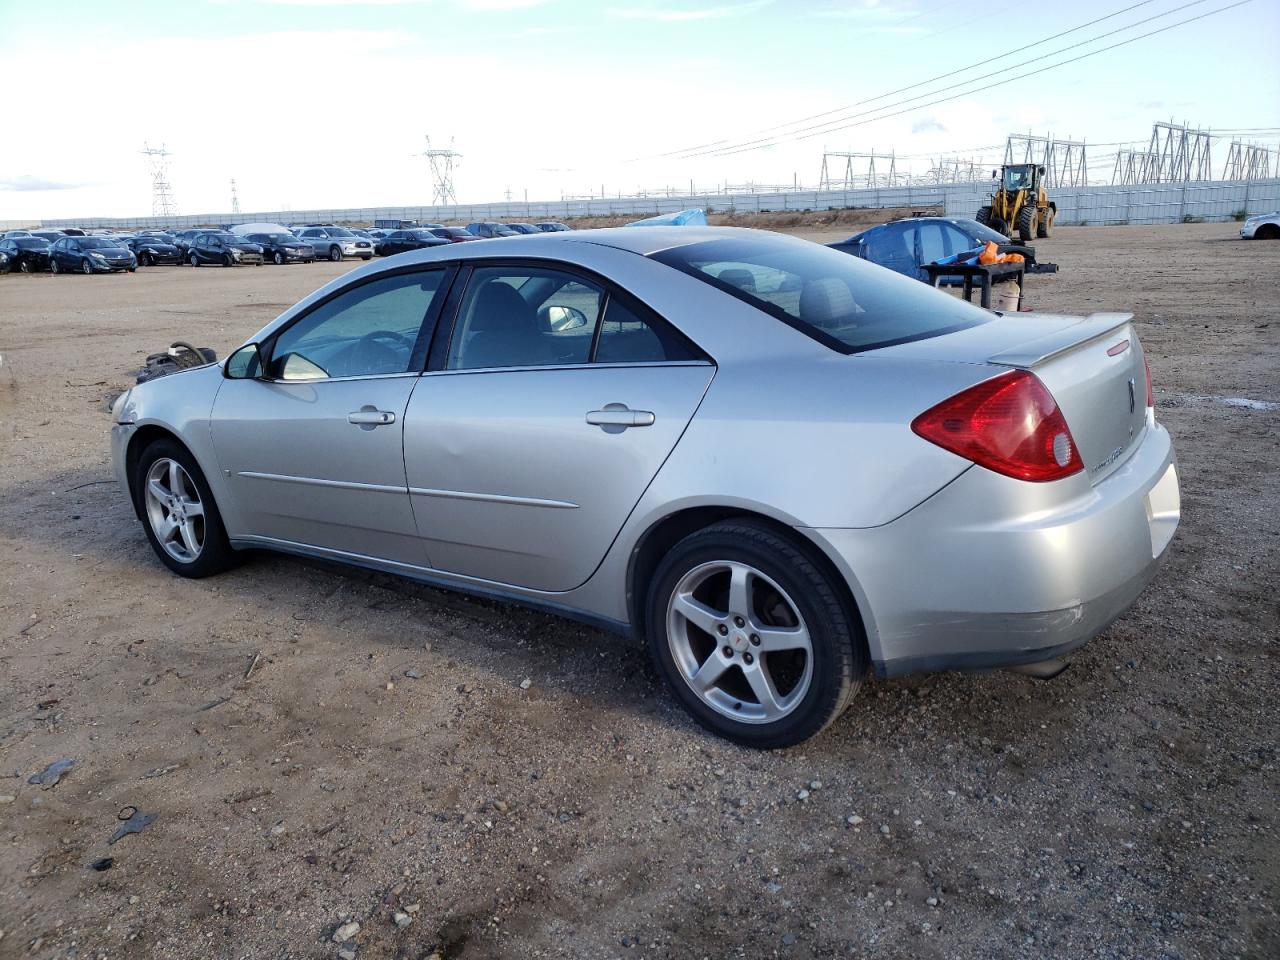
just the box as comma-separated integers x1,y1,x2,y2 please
1006,657,1070,680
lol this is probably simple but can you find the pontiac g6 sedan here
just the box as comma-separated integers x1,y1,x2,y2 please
111,228,1180,747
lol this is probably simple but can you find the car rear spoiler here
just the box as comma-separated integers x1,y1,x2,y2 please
989,312,1134,369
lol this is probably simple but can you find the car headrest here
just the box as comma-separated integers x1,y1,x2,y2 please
470,282,538,336
799,278,855,330
718,268,757,293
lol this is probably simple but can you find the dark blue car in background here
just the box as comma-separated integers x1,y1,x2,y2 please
829,216,1009,281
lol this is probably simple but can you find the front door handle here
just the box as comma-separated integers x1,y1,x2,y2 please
586,405,655,428
347,409,396,426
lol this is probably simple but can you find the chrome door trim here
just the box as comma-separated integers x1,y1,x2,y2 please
420,360,714,378
407,486,579,510
237,471,407,495
264,372,421,386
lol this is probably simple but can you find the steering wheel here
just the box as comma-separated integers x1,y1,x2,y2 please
358,329,415,349
347,329,416,375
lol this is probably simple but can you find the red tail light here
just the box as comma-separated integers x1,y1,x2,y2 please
1144,354,1154,408
911,370,1084,482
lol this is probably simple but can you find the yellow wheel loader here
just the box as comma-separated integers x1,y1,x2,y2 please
975,163,1055,242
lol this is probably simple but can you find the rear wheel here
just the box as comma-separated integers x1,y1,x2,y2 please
134,439,236,578
646,520,865,748
1036,206,1053,239
329,245,343,262
975,206,992,227
1017,203,1036,242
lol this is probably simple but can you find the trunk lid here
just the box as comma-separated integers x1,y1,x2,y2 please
875,311,1149,483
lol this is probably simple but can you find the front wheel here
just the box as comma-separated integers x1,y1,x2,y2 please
19,259,31,273
190,253,200,267
1016,203,1036,242
274,251,285,265
223,253,234,267
81,259,94,275
1256,224,1280,240
329,245,343,262
646,520,865,748
134,439,236,578
51,258,61,275
141,252,152,267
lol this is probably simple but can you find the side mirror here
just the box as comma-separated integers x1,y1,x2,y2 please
544,305,588,332
225,342,264,380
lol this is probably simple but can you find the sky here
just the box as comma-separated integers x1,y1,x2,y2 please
1,0,1277,220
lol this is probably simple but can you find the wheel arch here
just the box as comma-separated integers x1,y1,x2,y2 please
124,425,187,519
625,505,873,662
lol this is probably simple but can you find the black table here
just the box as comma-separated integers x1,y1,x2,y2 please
921,260,1025,309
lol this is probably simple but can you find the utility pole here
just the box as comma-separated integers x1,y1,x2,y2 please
230,178,241,215
419,136,461,206
141,142,177,216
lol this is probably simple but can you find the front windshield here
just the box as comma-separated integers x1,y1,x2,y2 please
327,227,354,237
652,235,990,354
259,233,294,242
17,238,51,249
1003,166,1032,190
80,238,120,249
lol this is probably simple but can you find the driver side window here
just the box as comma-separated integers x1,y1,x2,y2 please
268,269,446,381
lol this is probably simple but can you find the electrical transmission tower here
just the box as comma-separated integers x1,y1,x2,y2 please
230,179,241,215
1144,122,1213,182
1222,140,1275,181
141,142,177,216
925,157,984,185
818,150,900,190
1004,134,1087,187
420,136,461,205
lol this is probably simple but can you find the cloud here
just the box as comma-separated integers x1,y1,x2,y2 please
911,117,946,134
259,0,546,7
610,1,771,23
0,176,86,192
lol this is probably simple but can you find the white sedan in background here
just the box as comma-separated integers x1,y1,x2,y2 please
1239,211,1279,239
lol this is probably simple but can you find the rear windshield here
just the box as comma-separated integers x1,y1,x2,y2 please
651,235,990,354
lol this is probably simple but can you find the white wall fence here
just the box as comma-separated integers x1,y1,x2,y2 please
20,178,1279,231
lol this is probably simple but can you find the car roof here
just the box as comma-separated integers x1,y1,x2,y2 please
506,225,781,257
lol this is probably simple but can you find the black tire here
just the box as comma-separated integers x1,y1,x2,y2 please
51,258,61,275
140,252,151,267
360,254,372,261
19,259,31,273
223,253,234,268
190,253,200,267
645,520,866,748
329,245,343,262
975,206,992,227
133,438,236,579
273,250,285,265
1016,203,1036,243
127,267,136,273
1037,207,1053,239
1256,224,1280,240
989,217,1009,237
81,258,93,275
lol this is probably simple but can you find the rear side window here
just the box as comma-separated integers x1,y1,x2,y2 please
651,235,989,354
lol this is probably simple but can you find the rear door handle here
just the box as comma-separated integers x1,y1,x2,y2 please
586,406,655,428
347,409,396,426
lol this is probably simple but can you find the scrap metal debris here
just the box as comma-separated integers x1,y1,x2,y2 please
135,342,217,384
109,810,157,845
28,758,76,788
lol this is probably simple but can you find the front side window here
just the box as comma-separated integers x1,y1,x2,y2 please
268,269,447,381
652,235,990,354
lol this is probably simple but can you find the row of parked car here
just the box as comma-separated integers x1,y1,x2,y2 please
0,220,575,275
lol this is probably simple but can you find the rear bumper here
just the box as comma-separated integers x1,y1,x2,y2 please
805,420,1179,678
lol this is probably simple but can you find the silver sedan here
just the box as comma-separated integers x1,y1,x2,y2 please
1239,211,1279,240
110,227,1180,747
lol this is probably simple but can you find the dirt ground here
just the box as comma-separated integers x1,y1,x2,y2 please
0,221,1277,960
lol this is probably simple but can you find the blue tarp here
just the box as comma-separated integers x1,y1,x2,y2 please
623,208,708,227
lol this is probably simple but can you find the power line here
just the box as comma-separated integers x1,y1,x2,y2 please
690,0,1253,160
686,0,1219,160
649,0,1165,161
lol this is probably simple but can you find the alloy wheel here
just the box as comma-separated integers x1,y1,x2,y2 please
81,259,93,275
143,458,205,563
666,560,813,724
